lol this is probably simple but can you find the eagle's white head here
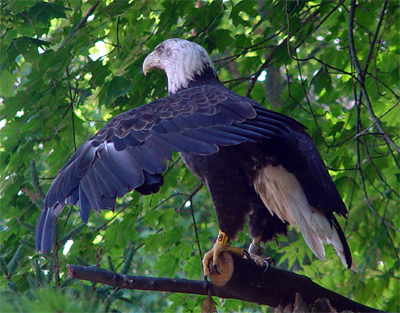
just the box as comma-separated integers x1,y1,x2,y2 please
143,38,218,94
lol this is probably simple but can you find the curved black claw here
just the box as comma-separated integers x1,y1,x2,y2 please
243,249,251,260
203,275,212,287
263,257,275,271
268,257,276,267
213,264,221,275
263,259,269,272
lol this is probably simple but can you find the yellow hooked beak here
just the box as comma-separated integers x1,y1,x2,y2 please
142,51,162,76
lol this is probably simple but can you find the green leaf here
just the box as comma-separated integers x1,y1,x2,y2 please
153,254,179,277
32,259,44,286
7,244,23,276
23,2,68,25
74,256,90,267
58,224,86,247
120,245,134,274
230,1,257,27
104,76,133,106
310,66,333,94
327,121,345,137
10,0,36,15
274,40,295,66
0,70,17,96
2,37,51,68
160,227,182,246
207,29,234,52
0,257,9,276
27,275,39,289
107,256,115,272
20,222,35,233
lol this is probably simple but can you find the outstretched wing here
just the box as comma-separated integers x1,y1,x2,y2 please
36,85,304,252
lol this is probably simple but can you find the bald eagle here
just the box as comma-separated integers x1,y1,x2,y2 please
35,38,356,273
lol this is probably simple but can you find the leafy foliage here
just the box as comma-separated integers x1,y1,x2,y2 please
1,0,398,312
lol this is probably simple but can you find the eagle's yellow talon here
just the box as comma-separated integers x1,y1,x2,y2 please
248,242,274,269
202,231,244,277
249,253,274,269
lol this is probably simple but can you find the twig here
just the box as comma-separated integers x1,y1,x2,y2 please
29,159,46,201
116,16,120,53
362,1,388,79
57,1,100,51
348,0,400,154
245,52,274,98
177,184,204,213
287,0,347,60
349,0,400,235
352,79,399,234
355,99,400,139
66,69,78,151
190,200,203,267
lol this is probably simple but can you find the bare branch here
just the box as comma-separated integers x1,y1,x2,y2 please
362,1,389,78
245,51,274,98
348,0,400,154
349,0,400,236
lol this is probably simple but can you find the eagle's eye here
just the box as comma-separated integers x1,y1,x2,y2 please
156,45,164,53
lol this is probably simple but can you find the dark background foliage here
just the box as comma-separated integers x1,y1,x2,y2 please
1,0,398,312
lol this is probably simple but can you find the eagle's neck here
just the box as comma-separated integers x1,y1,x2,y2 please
177,66,222,93
165,53,221,94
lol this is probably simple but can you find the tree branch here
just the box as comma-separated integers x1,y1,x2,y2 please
57,1,100,51
67,253,382,312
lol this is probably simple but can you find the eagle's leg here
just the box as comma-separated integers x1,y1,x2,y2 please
248,236,274,269
202,231,244,277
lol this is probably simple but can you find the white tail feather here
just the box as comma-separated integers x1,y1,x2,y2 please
254,165,350,268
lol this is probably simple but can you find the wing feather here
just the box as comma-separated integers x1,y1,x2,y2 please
81,174,102,211
36,85,305,252
126,145,167,174
183,127,251,145
78,184,91,223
